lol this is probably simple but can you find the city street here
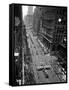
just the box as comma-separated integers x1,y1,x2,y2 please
26,27,61,84
9,5,67,86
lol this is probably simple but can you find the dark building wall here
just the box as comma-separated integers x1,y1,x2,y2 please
9,4,23,86
53,7,67,71
54,7,67,47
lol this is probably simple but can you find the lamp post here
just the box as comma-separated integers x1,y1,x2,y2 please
22,47,24,85
21,6,25,84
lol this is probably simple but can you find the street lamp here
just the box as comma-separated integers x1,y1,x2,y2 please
14,52,19,56
58,18,62,22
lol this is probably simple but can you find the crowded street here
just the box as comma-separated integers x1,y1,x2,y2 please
26,26,62,84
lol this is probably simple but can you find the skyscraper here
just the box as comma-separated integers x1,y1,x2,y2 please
24,6,33,26
27,6,33,15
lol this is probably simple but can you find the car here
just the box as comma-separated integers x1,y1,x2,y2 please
44,65,51,70
39,62,51,70
36,66,44,71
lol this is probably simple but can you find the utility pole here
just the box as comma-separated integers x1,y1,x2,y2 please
22,47,24,85
22,21,25,85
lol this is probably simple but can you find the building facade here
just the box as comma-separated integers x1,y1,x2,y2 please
33,6,67,73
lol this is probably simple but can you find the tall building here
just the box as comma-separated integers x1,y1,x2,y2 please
24,6,33,26
33,7,41,35
27,6,33,15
